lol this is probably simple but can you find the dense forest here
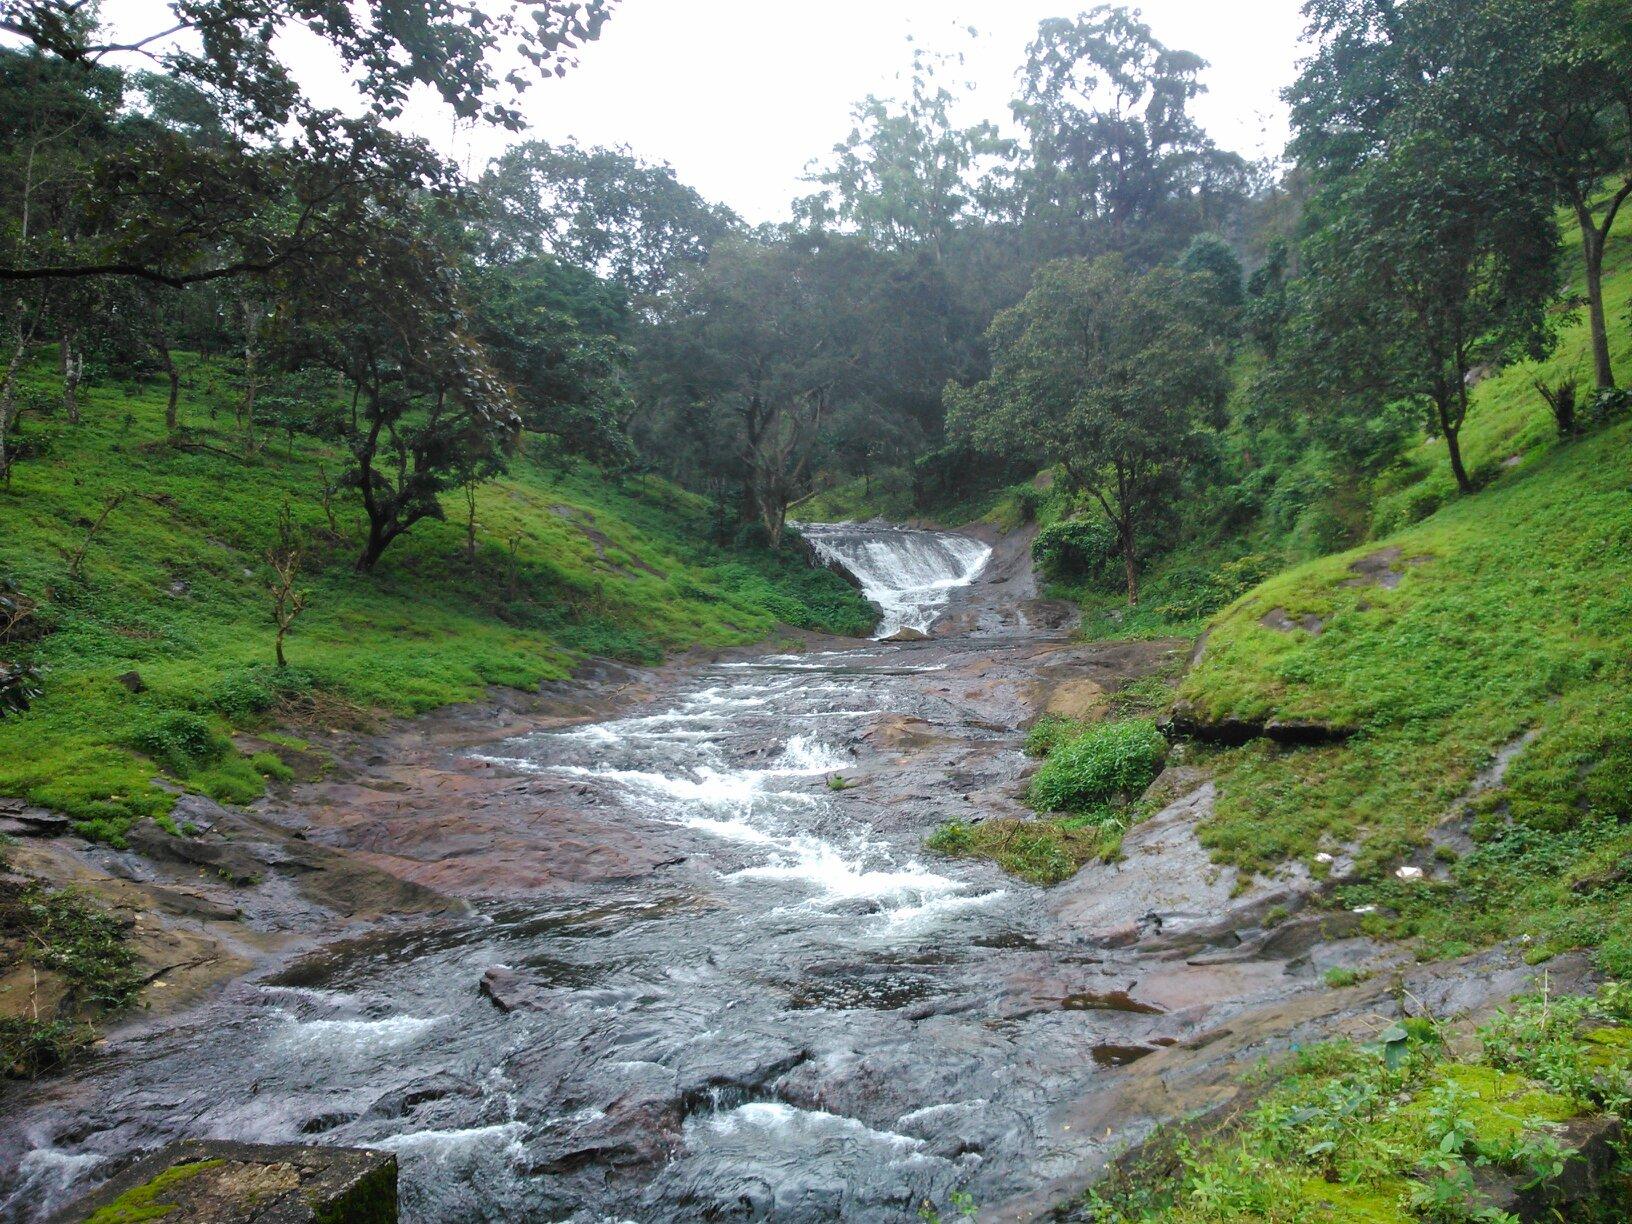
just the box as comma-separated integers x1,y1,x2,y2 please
3,0,1632,1220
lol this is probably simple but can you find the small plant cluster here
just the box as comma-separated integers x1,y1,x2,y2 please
0,873,142,1079
1073,987,1632,1223
1028,718,1168,818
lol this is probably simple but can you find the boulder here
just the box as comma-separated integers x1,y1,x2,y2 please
882,627,929,642
49,1140,397,1223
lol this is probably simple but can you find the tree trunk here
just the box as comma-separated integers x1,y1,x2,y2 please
60,329,82,424
355,524,388,573
0,329,31,486
1442,416,1472,494
1122,522,1139,607
1582,232,1614,392
152,322,179,431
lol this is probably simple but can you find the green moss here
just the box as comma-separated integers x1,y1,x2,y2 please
1287,1178,1412,1222
84,1159,225,1224
1072,988,1632,1223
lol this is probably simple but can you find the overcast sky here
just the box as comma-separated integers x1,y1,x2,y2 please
106,1,1311,224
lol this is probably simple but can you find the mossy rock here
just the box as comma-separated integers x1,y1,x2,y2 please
56,1141,396,1223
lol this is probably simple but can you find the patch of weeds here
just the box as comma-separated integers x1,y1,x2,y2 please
249,751,294,783
1029,718,1168,817
928,817,1119,886
1324,966,1373,988
0,875,142,1078
1024,714,1088,758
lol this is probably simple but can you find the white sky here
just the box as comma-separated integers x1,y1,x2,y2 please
103,1,1311,224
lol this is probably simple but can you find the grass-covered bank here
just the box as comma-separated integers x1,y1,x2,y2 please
0,357,872,844
1071,985,1632,1222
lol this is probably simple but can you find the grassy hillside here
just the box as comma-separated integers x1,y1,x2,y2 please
0,357,872,843
1174,201,1632,974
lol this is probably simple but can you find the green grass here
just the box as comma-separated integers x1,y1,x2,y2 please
0,355,871,843
1163,196,1632,973
1074,986,1632,1223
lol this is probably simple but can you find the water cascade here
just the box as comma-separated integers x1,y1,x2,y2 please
797,523,991,638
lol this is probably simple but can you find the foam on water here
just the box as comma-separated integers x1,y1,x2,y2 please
798,523,991,638
273,1013,444,1053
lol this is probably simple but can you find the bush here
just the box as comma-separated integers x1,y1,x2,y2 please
131,710,231,776
208,666,315,720
1024,714,1086,758
1032,518,1120,587
1028,718,1168,816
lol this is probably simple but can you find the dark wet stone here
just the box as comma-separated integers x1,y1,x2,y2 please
116,670,147,693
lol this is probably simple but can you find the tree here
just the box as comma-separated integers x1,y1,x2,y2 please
1288,0,1629,391
1445,0,1632,390
1005,7,1248,260
796,45,1007,256
266,503,307,668
1287,134,1560,494
639,235,903,547
478,141,738,299
0,1,616,290
272,208,520,573
947,255,1228,604
467,255,635,469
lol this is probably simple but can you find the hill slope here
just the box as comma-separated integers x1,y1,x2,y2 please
0,358,872,843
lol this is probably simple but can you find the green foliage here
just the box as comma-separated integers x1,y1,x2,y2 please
131,711,232,776
928,816,1120,887
1075,988,1632,1223
1024,714,1088,759
1032,519,1119,587
1028,719,1167,817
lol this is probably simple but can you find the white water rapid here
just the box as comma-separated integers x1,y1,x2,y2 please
797,522,991,639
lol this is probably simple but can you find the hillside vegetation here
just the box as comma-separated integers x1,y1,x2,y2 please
0,359,872,844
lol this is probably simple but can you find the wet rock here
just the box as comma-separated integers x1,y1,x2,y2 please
1161,700,1355,747
0,808,72,838
882,627,929,643
115,670,147,693
50,1139,397,1223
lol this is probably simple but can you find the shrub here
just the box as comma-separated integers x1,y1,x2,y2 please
1024,714,1085,758
208,666,315,720
1032,518,1119,587
1029,718,1168,816
131,710,231,776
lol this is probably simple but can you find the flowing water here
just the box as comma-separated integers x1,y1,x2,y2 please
0,526,1185,1223
798,523,992,639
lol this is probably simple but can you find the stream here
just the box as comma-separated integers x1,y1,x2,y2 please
0,525,1223,1222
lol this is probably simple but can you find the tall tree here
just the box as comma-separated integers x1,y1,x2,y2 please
640,235,929,547
478,141,739,299
1445,0,1632,390
271,206,520,573
796,45,1007,256
1005,7,1247,260
947,255,1229,604
0,1,616,290
1287,134,1560,494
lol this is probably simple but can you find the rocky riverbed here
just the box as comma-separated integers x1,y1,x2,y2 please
0,525,1578,1223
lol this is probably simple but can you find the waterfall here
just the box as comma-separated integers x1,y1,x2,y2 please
797,523,992,639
